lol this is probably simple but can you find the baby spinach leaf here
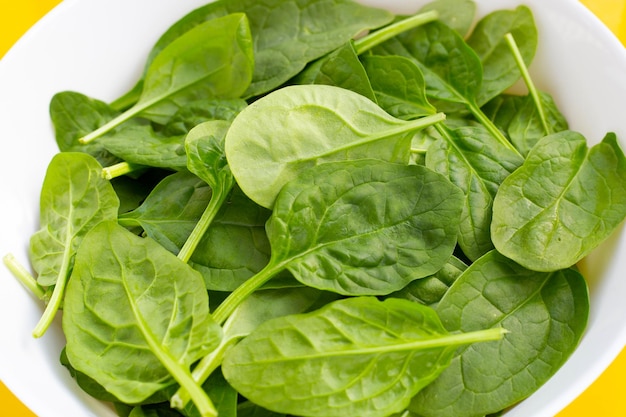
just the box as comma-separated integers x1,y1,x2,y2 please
162,98,247,136
50,91,122,167
373,20,518,155
484,92,569,156
172,287,338,412
418,0,476,36
411,250,589,417
225,84,445,208
119,171,211,254
466,5,537,105
63,221,222,416
212,159,464,324
81,13,254,143
113,0,393,107
102,125,188,171
188,188,273,291
492,131,626,271
426,124,524,261
385,255,467,307
177,120,236,263
268,159,463,295
28,152,119,337
222,296,504,417
362,54,436,120
291,42,377,102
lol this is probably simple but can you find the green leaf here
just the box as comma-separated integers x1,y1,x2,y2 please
162,98,247,136
113,0,393,106
410,250,589,417
362,54,436,120
291,42,377,102
28,152,120,337
222,296,504,417
385,255,467,307
466,5,537,105
426,125,524,261
268,159,463,295
63,221,222,414
225,84,444,208
491,131,626,271
50,91,122,166
419,0,476,36
119,171,211,254
81,13,254,143
102,125,187,171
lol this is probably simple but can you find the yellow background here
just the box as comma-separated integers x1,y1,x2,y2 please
1,0,625,416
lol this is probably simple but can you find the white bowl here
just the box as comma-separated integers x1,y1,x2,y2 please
0,1,624,416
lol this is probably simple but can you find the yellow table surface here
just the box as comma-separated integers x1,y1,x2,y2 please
1,0,625,416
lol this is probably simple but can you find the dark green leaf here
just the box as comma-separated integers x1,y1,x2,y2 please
411,250,589,417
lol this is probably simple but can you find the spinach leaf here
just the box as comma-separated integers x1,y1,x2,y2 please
188,188,273,292
222,296,504,417
410,250,589,417
492,131,626,271
50,91,122,167
466,6,537,105
171,287,338,412
80,13,254,143
212,159,463,323
162,98,247,136
373,20,519,155
118,171,211,254
426,124,524,261
418,0,476,36
385,255,467,307
362,54,436,120
63,221,222,416
102,125,188,171
237,402,285,417
225,84,445,208
114,0,394,106
28,152,119,337
484,92,569,156
291,42,377,102
177,120,236,262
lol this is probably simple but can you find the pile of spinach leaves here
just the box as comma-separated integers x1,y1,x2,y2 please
4,0,626,416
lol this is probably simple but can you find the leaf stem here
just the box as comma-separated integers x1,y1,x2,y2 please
171,337,239,411
102,161,144,180
313,112,445,162
212,262,285,325
3,254,46,299
505,32,551,136
468,101,522,158
354,10,439,55
178,184,233,263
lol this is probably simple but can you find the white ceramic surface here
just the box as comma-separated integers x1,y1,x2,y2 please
0,1,624,416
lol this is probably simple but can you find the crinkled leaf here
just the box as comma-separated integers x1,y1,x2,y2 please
362,54,436,120
492,131,626,271
291,42,377,102
50,91,122,166
223,297,497,417
29,152,120,286
63,221,222,404
102,125,187,171
385,255,467,307
426,125,524,261
267,159,463,295
162,98,247,136
119,171,210,254
411,250,589,417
